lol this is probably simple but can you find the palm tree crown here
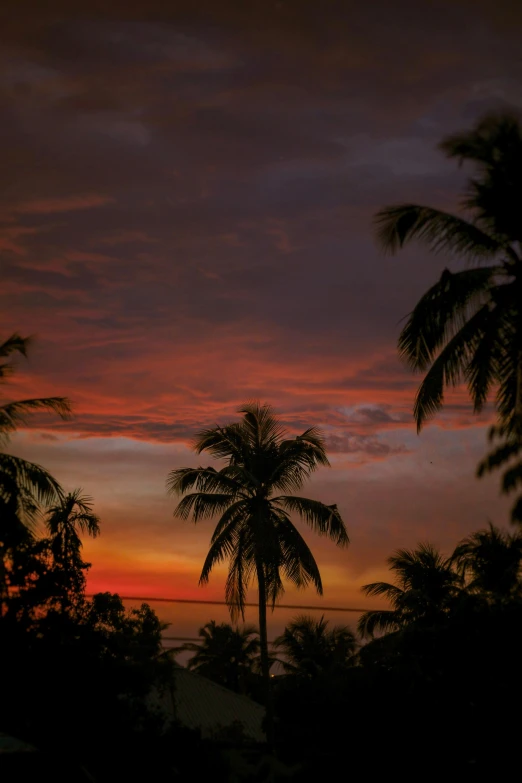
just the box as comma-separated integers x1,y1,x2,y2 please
45,489,100,605
167,402,348,617
0,334,71,535
175,620,260,693
374,112,522,435
46,489,100,562
451,523,522,599
358,544,463,638
273,614,357,677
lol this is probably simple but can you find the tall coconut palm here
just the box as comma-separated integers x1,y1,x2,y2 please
174,620,260,693
45,489,100,607
451,523,522,599
374,113,522,435
358,544,463,638
0,333,71,531
273,614,357,678
167,402,349,742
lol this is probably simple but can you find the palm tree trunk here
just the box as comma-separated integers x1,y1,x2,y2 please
256,561,274,750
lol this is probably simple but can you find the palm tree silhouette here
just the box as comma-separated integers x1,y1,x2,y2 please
45,489,100,607
175,620,260,693
0,334,71,526
451,523,522,599
167,401,349,743
0,334,71,613
374,113,522,434
358,544,463,638
273,614,357,677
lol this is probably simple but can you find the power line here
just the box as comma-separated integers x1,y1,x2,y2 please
88,594,370,613
162,636,279,645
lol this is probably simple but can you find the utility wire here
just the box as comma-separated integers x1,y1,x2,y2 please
162,636,280,645
88,595,370,613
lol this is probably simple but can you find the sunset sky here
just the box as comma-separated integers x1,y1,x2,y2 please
2,0,521,639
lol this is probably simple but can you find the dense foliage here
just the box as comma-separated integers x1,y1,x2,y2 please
274,525,522,778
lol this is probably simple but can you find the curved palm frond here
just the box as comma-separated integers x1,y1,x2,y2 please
224,528,257,619
0,453,63,506
167,466,243,497
501,462,522,495
238,401,286,447
412,303,492,431
275,495,349,546
274,511,323,595
398,267,499,372
357,609,401,639
0,334,32,381
199,510,247,587
193,422,247,463
374,204,505,258
46,489,100,540
477,439,522,477
174,492,238,522
361,582,404,605
269,429,330,492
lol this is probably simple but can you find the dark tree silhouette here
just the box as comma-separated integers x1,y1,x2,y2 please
452,523,522,599
375,113,522,432
358,543,463,638
375,113,522,519
167,402,348,744
175,620,260,693
45,489,100,608
0,334,71,612
273,614,357,677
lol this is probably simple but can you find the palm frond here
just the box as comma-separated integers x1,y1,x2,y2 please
224,529,256,619
237,402,286,448
269,429,330,492
199,513,247,587
45,489,100,540
412,303,492,431
398,266,499,371
501,461,522,494
357,609,401,639
361,582,404,603
440,112,522,166
167,466,243,497
477,440,522,477
174,492,237,522
193,423,247,462
0,453,63,505
276,495,349,546
0,397,71,430
274,511,323,594
374,204,504,258
0,333,32,357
